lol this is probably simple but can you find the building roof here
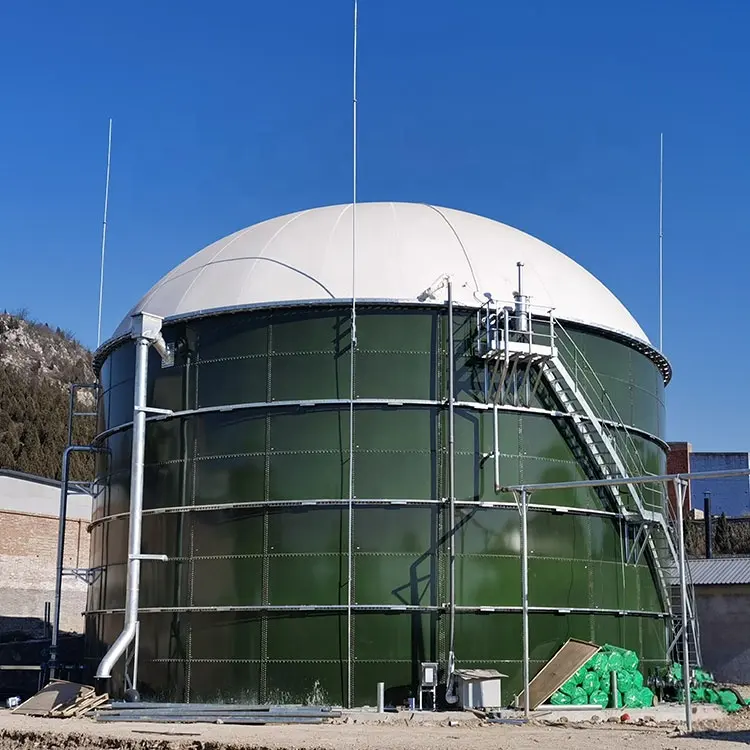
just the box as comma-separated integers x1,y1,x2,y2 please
111,202,650,345
689,557,750,586
0,468,86,493
0,470,91,520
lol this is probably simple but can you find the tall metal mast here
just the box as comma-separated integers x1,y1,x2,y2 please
96,118,113,348
659,132,664,352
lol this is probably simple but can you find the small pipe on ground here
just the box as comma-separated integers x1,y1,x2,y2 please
376,682,385,713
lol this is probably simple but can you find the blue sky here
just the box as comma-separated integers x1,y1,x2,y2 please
0,0,746,450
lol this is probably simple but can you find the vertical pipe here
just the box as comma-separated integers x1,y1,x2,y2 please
50,447,72,679
610,669,619,708
445,276,458,703
132,620,141,690
502,308,509,403
51,445,94,677
521,488,530,719
675,479,692,731
96,335,150,682
376,682,385,713
549,311,555,351
97,118,113,349
704,492,712,559
493,403,500,492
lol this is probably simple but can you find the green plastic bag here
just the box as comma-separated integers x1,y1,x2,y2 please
639,687,655,708
694,668,715,684
603,645,639,668
582,672,599,695
590,690,609,709
631,670,644,690
573,666,587,684
590,653,608,674
560,678,579,698
607,652,624,672
616,670,633,693
550,691,571,706
599,675,611,694
718,689,741,708
571,687,588,705
623,689,643,708
693,687,708,702
705,689,720,704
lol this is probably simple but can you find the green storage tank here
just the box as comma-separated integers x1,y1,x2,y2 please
88,202,673,706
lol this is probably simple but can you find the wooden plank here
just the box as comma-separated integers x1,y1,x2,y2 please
517,638,600,711
77,695,109,717
68,693,109,718
62,694,98,718
13,681,94,716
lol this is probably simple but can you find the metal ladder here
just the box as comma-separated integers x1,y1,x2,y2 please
476,298,702,667
62,383,101,583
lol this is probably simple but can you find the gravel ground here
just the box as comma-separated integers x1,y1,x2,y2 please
2,710,750,750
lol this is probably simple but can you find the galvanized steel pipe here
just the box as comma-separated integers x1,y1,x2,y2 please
96,326,152,681
376,682,385,713
675,479,692,731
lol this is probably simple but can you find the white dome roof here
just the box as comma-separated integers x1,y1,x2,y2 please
113,202,649,344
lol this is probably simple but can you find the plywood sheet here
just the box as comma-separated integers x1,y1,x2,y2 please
13,680,94,716
517,638,599,711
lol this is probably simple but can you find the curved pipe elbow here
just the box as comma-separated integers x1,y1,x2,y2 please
95,617,137,679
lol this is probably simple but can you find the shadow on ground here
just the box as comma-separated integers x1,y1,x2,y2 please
689,730,750,744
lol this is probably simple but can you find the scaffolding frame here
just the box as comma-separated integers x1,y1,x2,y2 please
505,466,750,730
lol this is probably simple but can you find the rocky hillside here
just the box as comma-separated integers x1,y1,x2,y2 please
0,312,95,479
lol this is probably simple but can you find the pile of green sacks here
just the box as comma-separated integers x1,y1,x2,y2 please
549,644,655,709
671,663,744,713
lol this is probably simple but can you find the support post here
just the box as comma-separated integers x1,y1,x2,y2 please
674,478,692,732
96,313,167,689
493,403,500,492
376,682,385,713
520,488,530,719
132,620,141,689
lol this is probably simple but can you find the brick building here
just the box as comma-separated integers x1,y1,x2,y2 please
667,443,750,518
0,470,90,638
667,442,692,515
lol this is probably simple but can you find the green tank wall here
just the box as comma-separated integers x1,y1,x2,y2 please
87,305,668,705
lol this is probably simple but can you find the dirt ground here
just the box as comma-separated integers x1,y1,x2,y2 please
2,709,750,750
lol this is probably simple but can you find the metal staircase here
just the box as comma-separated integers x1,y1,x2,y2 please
475,274,701,668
